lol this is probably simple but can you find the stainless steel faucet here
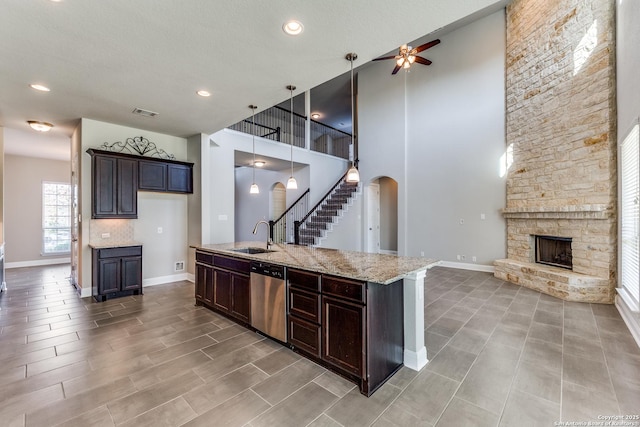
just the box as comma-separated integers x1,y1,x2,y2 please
252,220,273,249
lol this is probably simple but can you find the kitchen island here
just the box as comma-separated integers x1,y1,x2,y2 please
193,242,439,395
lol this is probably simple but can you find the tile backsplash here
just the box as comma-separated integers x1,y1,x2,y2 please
89,219,134,243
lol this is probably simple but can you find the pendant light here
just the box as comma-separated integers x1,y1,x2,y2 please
345,53,360,183
249,105,260,194
286,84,298,190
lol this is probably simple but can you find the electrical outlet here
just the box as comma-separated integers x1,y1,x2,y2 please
472,256,477,262
461,255,466,261
101,233,110,239
457,255,461,261
480,213,486,220
157,227,163,234
459,218,464,225
421,251,425,257
175,261,184,271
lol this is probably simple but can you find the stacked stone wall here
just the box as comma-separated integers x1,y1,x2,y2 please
497,0,617,303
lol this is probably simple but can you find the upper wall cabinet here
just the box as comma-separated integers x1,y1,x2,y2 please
139,161,193,193
90,152,138,219
87,148,194,219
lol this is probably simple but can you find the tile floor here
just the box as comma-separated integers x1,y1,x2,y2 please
0,265,638,426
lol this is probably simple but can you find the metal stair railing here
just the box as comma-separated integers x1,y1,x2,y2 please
269,189,310,244
294,170,356,245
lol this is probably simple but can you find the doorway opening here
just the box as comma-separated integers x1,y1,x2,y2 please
367,177,398,254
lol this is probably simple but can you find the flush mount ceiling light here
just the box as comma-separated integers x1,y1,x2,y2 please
249,105,260,195
29,84,50,92
286,85,298,190
345,53,360,183
254,161,265,168
282,20,304,36
311,113,321,120
196,90,211,97
27,120,54,132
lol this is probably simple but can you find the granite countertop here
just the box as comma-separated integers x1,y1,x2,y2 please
193,241,440,284
89,241,143,249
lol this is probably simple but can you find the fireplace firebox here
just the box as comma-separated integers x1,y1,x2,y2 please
535,235,572,270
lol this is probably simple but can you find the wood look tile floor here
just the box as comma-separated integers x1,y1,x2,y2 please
1,265,639,426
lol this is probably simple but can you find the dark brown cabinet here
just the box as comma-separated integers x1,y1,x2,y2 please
288,269,322,357
194,251,251,325
322,295,365,377
139,161,193,193
90,154,138,218
92,246,142,302
88,148,193,219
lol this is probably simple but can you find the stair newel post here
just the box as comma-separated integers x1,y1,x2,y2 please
294,221,301,245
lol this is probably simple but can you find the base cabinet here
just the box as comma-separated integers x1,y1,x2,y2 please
92,246,142,302
288,270,404,396
195,251,250,325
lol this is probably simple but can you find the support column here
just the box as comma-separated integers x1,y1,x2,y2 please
403,268,428,370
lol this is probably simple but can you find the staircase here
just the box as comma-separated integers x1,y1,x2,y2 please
296,179,359,246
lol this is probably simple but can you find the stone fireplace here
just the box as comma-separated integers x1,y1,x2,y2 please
494,0,617,304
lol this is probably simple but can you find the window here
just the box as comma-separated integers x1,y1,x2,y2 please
620,123,640,311
42,182,71,255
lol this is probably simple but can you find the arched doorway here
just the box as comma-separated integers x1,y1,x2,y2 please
270,182,286,242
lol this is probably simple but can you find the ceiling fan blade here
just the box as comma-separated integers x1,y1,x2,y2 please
372,55,399,61
414,56,432,66
391,64,402,75
414,39,441,53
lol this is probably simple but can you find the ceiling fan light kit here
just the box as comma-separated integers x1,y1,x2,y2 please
373,39,440,75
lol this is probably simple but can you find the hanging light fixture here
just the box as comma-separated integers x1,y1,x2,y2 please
286,84,298,190
345,53,360,183
249,105,260,194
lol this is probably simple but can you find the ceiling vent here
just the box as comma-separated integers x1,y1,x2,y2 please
132,107,159,118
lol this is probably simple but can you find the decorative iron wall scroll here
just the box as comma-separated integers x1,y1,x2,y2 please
99,136,176,160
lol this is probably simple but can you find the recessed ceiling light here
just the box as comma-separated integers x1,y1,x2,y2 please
27,121,54,132
283,20,304,35
196,90,211,97
311,113,321,119
254,161,265,167
30,84,50,92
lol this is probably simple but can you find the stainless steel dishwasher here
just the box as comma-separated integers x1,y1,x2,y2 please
250,261,287,342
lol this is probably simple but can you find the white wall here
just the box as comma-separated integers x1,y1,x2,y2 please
348,10,507,267
205,129,349,245
318,192,364,252
4,155,70,265
617,0,640,135
78,118,189,293
234,165,310,243
379,177,399,252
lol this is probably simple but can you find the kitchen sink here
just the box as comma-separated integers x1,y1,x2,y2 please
230,247,275,254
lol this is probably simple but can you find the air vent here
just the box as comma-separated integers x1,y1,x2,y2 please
132,107,159,118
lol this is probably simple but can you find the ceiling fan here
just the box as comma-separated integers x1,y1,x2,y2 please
373,39,440,75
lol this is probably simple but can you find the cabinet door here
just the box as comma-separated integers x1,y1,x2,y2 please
139,161,167,191
322,295,365,377
230,273,250,323
117,158,138,217
98,258,120,294
167,164,193,193
289,316,321,357
195,263,206,301
93,155,117,217
213,269,231,313
121,256,142,291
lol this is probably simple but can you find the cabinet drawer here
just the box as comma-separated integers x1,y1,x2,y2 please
322,276,366,304
97,246,142,259
195,251,214,265
213,255,250,273
288,269,321,292
289,316,321,358
289,287,320,324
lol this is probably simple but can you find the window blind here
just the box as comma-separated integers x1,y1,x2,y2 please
620,124,640,310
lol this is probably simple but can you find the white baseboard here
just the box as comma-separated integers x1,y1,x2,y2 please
615,294,640,349
78,286,92,298
143,273,190,287
186,273,195,283
6,257,71,269
440,261,495,273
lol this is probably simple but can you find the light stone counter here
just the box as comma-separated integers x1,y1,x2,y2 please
194,241,441,371
88,241,142,249
194,241,439,285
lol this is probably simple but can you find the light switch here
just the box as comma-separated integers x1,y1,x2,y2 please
157,227,163,234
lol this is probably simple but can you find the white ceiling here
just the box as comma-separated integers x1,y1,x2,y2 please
0,0,507,153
